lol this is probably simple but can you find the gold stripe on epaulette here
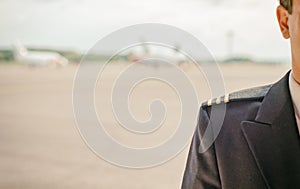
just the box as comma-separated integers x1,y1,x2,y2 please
224,94,230,103
207,99,212,106
216,96,221,104
207,94,230,107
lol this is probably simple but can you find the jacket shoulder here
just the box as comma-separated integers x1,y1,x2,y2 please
202,84,272,107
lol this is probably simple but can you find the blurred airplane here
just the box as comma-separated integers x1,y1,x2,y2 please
12,42,69,67
128,44,188,68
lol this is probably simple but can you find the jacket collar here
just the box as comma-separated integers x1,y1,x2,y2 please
241,71,300,188
289,71,300,131
255,71,291,124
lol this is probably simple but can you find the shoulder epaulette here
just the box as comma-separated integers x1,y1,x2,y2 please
202,84,272,107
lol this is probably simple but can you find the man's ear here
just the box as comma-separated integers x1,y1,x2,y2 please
277,5,290,39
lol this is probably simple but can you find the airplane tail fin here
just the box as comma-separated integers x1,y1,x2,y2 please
12,41,28,60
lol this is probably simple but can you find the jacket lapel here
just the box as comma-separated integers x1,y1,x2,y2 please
241,72,300,188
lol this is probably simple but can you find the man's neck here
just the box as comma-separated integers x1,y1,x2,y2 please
292,58,300,84
292,69,300,85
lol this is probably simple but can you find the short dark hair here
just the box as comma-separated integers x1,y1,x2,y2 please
280,0,293,14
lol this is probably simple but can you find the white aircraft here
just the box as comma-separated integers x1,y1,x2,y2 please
127,44,188,68
12,42,69,67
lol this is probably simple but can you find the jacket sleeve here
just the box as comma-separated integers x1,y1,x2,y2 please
181,106,221,189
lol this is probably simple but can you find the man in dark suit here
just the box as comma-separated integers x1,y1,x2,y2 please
182,0,300,188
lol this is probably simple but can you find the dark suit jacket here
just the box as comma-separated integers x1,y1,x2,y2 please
182,72,300,189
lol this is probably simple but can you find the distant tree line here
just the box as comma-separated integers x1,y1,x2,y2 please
0,48,129,63
0,50,14,61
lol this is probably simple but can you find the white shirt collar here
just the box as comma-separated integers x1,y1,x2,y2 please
289,71,300,131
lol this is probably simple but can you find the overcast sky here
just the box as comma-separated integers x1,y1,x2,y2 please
0,0,291,60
